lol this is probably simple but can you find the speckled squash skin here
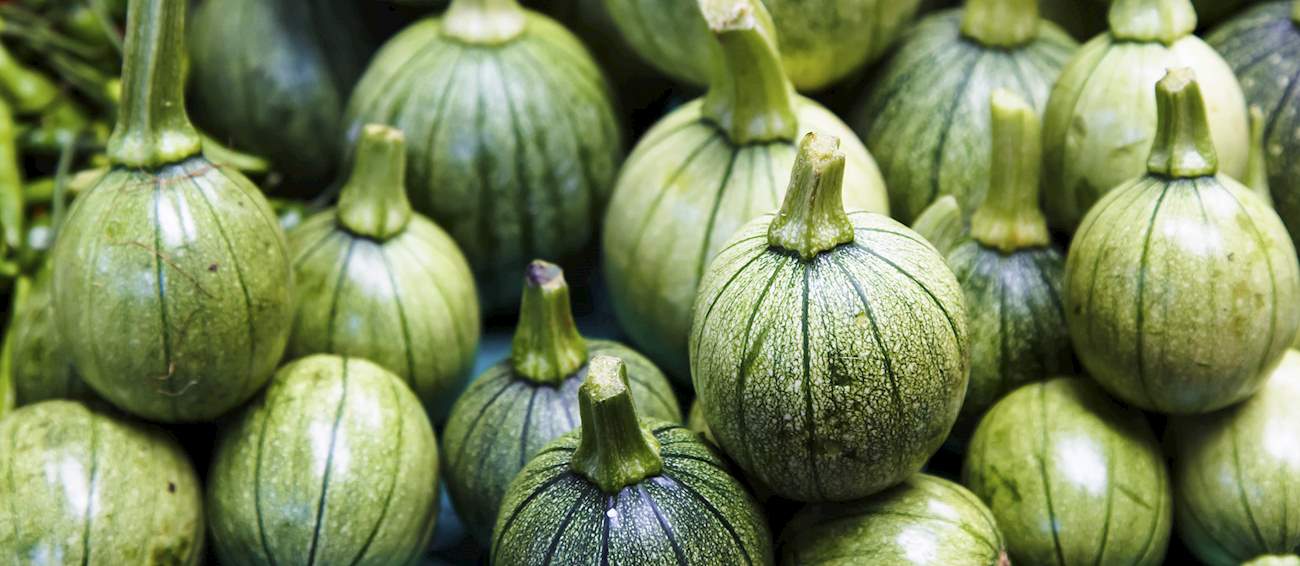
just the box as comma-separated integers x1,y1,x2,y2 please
964,378,1173,565
8,264,94,405
779,474,1007,565
852,10,1077,224
1170,350,1300,565
207,355,439,566
345,11,622,312
491,421,773,565
0,400,205,564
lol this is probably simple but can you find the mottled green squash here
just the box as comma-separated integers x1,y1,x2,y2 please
441,261,679,545
207,355,440,565
964,378,1172,565
1042,0,1250,233
51,0,293,423
1064,70,1300,414
853,0,1077,224
604,0,888,380
287,125,480,421
779,474,1008,565
491,356,773,565
8,263,94,405
1170,350,1300,565
0,400,204,564
691,133,967,502
345,0,622,312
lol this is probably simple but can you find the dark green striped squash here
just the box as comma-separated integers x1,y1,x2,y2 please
345,0,622,312
8,263,94,405
1064,69,1300,414
207,355,440,565
690,132,968,502
442,261,679,545
189,0,374,190
287,124,480,422
779,474,1008,565
604,0,888,381
50,0,293,423
1170,349,1300,565
1042,0,1250,233
0,400,204,564
491,356,773,565
963,378,1172,565
852,0,1077,224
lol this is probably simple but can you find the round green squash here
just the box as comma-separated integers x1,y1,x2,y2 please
604,0,888,380
491,356,773,565
852,0,1077,224
51,0,293,423
690,132,968,502
687,399,715,444
0,400,204,564
345,0,622,312
287,124,480,421
779,474,1008,565
207,354,440,565
1042,0,1250,233
1248,557,1300,566
1170,349,1300,565
189,0,374,189
1064,70,1300,414
964,378,1173,565
8,263,93,405
442,260,679,545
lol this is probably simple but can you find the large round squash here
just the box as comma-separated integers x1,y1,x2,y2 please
691,132,967,502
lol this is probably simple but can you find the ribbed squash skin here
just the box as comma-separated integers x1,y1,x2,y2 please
853,11,1077,224
9,264,93,405
208,355,439,566
346,13,622,311
491,421,774,565
51,157,293,423
605,101,888,380
1171,350,1300,566
964,378,1172,565
1065,176,1300,414
779,474,1006,565
0,400,204,564
287,210,480,421
690,211,968,502
1208,2,1300,248
189,0,373,188
441,340,680,544
602,0,921,90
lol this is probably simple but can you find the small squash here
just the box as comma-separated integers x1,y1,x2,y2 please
964,378,1172,565
8,264,93,405
691,132,967,502
441,260,679,545
1064,69,1300,414
491,355,773,565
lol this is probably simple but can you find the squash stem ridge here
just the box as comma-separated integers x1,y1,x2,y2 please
442,0,527,45
1146,68,1219,178
699,0,798,145
971,90,1049,253
337,124,413,241
1108,0,1196,45
1245,106,1273,205
960,0,1039,47
768,132,855,260
511,260,588,384
911,196,965,256
107,0,202,168
571,356,663,493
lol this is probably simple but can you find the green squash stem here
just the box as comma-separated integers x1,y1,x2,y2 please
511,260,588,384
571,355,663,493
108,0,201,168
699,0,797,145
1245,106,1273,206
1147,68,1219,178
337,124,413,241
961,0,1039,47
1294,0,1300,25
911,196,965,256
1108,0,1196,45
768,132,855,260
442,0,527,45
971,90,1049,253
